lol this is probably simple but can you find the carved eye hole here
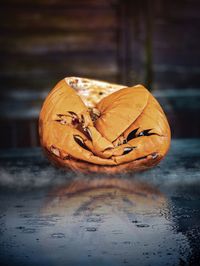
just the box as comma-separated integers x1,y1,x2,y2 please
83,127,92,141
50,145,60,157
122,147,136,155
64,111,80,126
126,128,157,142
138,129,156,137
73,135,91,152
55,112,79,125
127,128,139,141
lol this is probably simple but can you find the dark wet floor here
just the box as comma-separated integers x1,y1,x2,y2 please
0,139,200,266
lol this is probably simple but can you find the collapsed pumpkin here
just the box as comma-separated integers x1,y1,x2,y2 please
39,77,171,173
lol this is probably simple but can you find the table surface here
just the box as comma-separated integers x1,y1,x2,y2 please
0,139,200,266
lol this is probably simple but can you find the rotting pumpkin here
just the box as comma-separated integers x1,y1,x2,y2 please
39,77,171,174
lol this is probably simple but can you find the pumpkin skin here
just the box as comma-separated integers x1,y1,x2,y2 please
39,77,171,174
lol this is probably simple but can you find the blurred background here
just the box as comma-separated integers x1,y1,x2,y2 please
0,2,200,265
0,0,200,148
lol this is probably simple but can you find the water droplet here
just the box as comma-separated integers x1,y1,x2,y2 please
16,226,25,230
123,241,131,244
87,217,102,223
22,228,36,234
86,227,97,232
51,233,65,238
136,224,150,228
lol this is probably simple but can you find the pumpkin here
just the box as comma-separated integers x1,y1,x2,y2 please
39,77,171,174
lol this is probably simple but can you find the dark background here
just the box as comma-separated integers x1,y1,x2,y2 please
0,0,200,148
0,2,200,265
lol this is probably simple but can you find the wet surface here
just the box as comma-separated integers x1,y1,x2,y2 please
0,139,200,266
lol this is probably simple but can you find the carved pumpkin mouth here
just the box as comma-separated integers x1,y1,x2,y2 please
39,77,171,173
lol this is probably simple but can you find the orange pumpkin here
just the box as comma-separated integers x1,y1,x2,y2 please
39,77,171,174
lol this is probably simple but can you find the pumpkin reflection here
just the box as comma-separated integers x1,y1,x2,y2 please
40,178,190,264
43,177,166,217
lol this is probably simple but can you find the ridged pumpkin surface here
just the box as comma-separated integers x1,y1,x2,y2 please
39,77,171,173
